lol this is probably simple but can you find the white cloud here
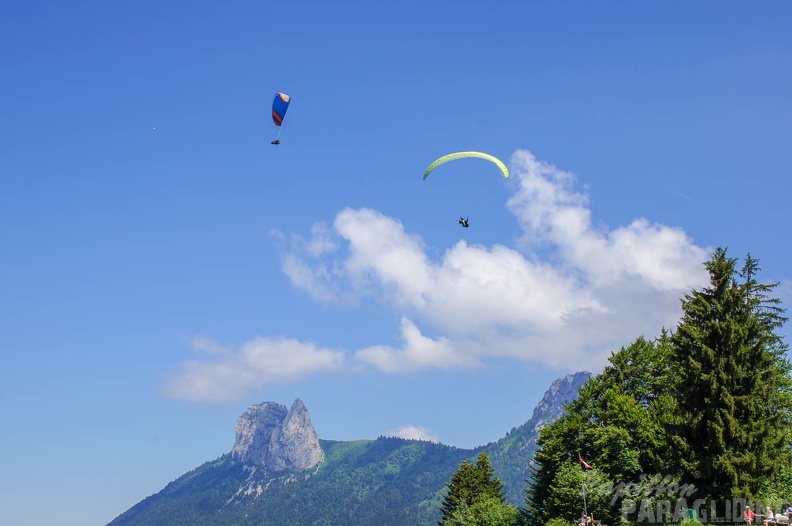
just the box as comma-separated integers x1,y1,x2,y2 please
277,149,711,373
506,150,708,291
164,149,716,401
188,335,231,355
356,317,479,373
386,425,439,443
162,337,347,402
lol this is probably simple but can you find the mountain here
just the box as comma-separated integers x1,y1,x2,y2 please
484,370,593,504
108,372,591,526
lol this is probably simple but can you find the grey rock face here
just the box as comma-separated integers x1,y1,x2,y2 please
267,399,324,472
231,399,324,472
491,370,592,504
531,371,592,432
231,402,288,465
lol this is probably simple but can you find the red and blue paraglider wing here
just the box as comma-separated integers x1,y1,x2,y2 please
272,92,290,127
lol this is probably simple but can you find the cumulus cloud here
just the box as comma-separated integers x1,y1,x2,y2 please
356,317,480,373
278,149,711,373
162,337,347,402
386,425,439,443
506,151,708,291
165,149,715,401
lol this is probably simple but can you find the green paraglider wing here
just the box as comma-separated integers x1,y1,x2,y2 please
423,151,509,180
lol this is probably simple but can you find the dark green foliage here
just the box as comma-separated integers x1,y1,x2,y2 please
109,439,472,526
110,384,562,526
487,372,592,505
443,495,522,526
440,452,509,525
667,249,792,502
525,336,673,526
485,424,541,505
106,456,250,526
543,462,612,523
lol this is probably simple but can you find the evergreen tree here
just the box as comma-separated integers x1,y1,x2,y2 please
667,248,792,502
441,452,507,524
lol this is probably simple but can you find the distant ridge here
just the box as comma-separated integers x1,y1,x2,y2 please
108,371,592,526
483,371,592,504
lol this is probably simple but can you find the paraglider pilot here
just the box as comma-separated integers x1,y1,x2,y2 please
459,216,469,228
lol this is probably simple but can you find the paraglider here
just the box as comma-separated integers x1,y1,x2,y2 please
423,151,508,227
422,151,509,180
271,92,291,145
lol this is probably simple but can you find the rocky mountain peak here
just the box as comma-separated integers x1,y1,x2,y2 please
530,371,591,431
231,399,324,472
492,370,592,504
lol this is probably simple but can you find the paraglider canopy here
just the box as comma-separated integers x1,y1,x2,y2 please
271,92,291,145
422,151,508,229
272,92,290,127
423,151,509,180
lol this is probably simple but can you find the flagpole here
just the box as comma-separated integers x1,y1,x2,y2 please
579,452,588,519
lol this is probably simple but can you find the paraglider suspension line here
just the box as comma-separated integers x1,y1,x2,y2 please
272,127,283,145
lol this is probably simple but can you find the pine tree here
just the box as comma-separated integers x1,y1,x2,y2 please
440,452,507,524
667,248,792,502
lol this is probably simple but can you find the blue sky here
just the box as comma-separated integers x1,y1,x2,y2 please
2,1,791,524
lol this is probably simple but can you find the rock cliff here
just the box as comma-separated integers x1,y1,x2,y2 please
231,398,324,472
489,370,592,504
529,371,592,432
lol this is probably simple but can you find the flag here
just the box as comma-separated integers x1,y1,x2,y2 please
579,457,592,469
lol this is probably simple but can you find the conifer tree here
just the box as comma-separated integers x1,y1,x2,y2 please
667,248,792,502
440,452,506,524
